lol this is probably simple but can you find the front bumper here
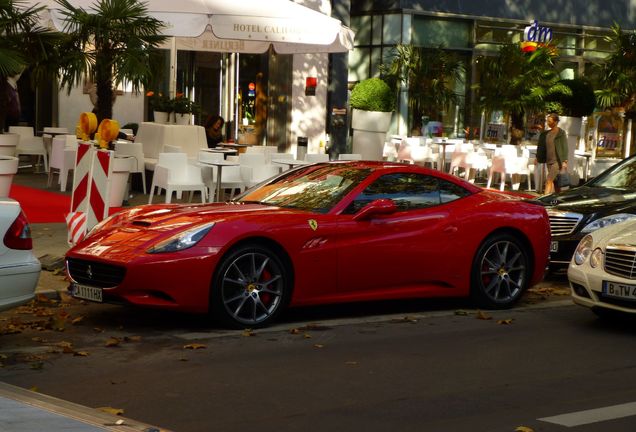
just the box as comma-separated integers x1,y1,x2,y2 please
568,261,636,314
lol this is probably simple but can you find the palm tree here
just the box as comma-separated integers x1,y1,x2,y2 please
382,44,465,133
593,23,636,112
0,0,64,132
473,43,567,143
55,0,168,123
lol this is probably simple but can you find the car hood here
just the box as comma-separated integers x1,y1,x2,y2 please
69,202,305,258
537,186,636,214
590,219,636,247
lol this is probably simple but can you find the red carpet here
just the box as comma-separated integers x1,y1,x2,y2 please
9,184,71,223
8,184,123,223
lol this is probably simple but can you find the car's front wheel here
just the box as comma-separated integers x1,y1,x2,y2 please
211,244,291,328
471,234,529,309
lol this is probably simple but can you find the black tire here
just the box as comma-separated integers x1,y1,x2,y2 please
471,233,529,309
211,244,291,329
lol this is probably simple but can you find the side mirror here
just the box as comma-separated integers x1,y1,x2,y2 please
353,198,397,221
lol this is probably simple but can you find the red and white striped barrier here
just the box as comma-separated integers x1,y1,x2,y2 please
67,143,114,245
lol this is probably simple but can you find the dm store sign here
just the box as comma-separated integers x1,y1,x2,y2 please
521,20,553,52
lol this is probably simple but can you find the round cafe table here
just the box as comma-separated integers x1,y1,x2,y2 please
199,159,239,202
271,158,309,171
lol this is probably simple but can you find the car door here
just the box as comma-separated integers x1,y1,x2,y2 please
335,172,470,300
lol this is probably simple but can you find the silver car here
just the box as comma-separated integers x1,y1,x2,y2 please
0,198,40,311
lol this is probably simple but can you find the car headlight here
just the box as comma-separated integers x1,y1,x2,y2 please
590,248,604,268
581,213,636,233
573,235,594,265
147,222,215,254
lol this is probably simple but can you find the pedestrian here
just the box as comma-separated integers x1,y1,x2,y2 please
205,114,225,148
536,113,568,195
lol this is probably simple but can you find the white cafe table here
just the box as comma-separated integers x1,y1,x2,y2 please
271,158,309,171
109,155,134,207
575,151,593,182
199,159,239,202
219,142,249,153
202,147,238,159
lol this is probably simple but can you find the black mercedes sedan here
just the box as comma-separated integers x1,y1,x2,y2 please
537,153,636,269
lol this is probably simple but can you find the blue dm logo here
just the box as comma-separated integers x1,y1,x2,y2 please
521,20,553,52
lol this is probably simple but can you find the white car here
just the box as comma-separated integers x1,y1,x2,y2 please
568,218,636,317
0,198,40,311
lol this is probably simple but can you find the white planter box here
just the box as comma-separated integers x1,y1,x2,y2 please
0,156,19,198
351,109,392,161
0,133,19,157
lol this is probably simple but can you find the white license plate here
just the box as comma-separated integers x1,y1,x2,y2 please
550,241,558,252
603,281,636,300
72,283,103,302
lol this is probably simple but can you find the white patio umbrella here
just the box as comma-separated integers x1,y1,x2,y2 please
40,0,354,53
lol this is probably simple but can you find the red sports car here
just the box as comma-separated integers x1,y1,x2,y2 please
66,161,550,328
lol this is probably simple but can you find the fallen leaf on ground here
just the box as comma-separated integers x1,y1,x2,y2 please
242,329,255,337
454,310,469,316
97,407,124,416
345,361,358,365
105,337,121,347
124,336,142,342
515,427,534,432
475,310,492,320
71,316,84,325
93,327,104,333
313,344,324,349
29,386,38,392
289,328,301,334
74,351,89,357
183,343,206,350
497,319,514,325
303,333,312,339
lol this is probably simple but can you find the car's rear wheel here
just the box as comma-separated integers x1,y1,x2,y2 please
212,244,290,328
471,233,529,309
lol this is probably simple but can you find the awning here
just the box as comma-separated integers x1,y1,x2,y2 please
43,0,354,53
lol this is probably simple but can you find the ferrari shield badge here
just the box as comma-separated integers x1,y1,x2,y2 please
308,219,318,231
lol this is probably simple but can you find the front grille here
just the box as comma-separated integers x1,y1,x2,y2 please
66,258,126,288
548,210,583,236
604,245,636,279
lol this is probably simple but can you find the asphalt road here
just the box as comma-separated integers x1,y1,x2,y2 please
2,276,636,431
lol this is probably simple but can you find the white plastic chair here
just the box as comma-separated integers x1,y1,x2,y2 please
338,153,362,161
47,135,77,192
304,153,329,163
9,126,48,172
115,141,147,194
239,152,279,188
449,142,475,178
149,152,206,204
486,145,532,191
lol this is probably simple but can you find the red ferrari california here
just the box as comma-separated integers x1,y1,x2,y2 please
66,161,550,328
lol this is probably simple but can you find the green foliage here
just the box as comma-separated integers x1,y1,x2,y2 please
593,23,636,111
350,77,394,112
55,0,168,122
546,78,596,117
381,44,464,126
473,43,563,138
147,91,172,112
172,94,200,114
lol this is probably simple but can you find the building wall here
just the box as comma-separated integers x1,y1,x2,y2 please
353,0,636,28
58,87,144,134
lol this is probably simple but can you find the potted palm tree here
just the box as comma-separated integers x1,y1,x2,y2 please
350,77,395,160
172,94,199,125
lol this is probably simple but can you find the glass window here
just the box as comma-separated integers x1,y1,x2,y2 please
383,14,402,45
372,15,383,45
583,30,613,60
344,173,470,214
370,47,383,78
348,47,369,82
475,22,520,51
412,16,472,49
351,15,371,46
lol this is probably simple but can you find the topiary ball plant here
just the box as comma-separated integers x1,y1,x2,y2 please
548,78,596,117
350,78,395,112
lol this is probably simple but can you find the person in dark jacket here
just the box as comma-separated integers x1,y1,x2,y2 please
536,113,568,194
205,115,224,148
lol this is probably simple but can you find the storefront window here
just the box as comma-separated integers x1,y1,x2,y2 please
412,16,471,49
351,15,371,45
475,22,520,51
583,30,613,60
383,14,402,45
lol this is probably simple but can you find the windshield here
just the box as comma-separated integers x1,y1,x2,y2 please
236,164,372,213
590,155,636,190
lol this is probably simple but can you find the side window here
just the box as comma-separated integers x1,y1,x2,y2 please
344,173,445,214
439,178,471,203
